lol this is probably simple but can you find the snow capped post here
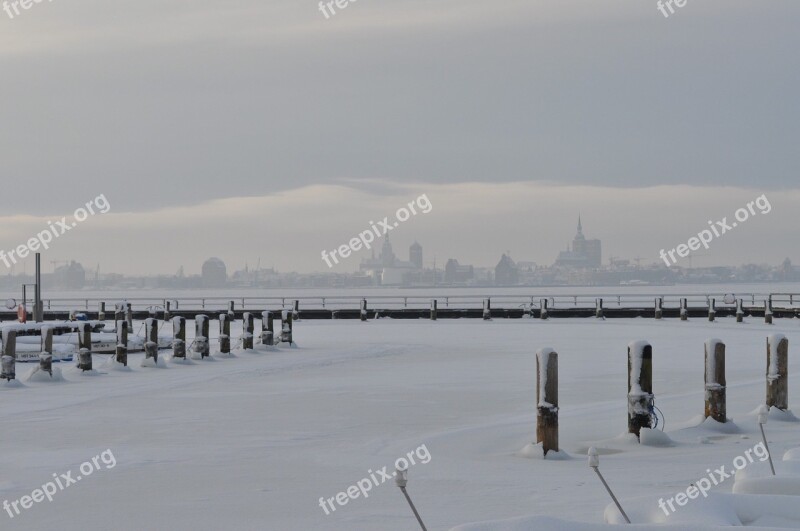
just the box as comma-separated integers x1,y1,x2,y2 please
242,312,254,349
144,317,159,364
218,313,231,355
114,306,124,334
194,315,210,359
1,329,16,381
228,300,235,318
704,339,726,423
483,299,491,320
708,298,716,322
126,302,134,333
430,299,437,321
292,300,300,321
654,297,663,320
540,298,549,320
261,311,274,346
766,334,788,411
281,310,293,344
736,299,744,323
628,341,653,438
164,300,172,322
536,348,559,456
360,299,368,321
116,320,128,366
764,299,773,325
595,298,604,319
40,325,53,376
77,321,93,371
680,298,688,321
98,302,106,322
171,317,185,360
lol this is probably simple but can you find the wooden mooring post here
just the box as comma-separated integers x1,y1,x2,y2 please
736,299,744,323
195,315,210,358
261,311,274,346
764,300,773,325
766,334,788,410
536,348,559,456
360,299,368,321
242,312,254,349
228,300,235,317
628,341,653,438
293,300,300,321
680,298,688,321
595,298,604,319
171,317,185,360
145,318,159,364
281,310,293,344
164,301,172,322
126,303,134,332
98,302,106,322
708,298,716,322
116,321,128,366
77,322,92,371
1,329,16,381
540,298,549,320
40,326,53,375
704,339,726,423
218,313,231,355
655,297,663,320
483,299,491,320
430,299,437,321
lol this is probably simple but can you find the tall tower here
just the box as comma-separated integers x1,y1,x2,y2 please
409,241,423,269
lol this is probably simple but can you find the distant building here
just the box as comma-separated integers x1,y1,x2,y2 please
201,257,227,288
494,253,519,285
444,259,474,284
555,216,602,269
52,261,85,289
409,241,423,270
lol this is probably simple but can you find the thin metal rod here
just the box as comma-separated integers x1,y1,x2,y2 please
593,467,631,524
400,486,428,531
759,423,776,475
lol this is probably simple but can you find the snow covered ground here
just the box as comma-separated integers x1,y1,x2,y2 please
1,315,798,530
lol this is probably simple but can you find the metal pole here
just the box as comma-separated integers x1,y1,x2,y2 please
592,467,631,524
399,487,428,531
759,423,776,475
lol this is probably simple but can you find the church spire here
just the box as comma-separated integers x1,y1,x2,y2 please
577,215,583,235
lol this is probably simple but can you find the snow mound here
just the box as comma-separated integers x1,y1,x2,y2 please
24,366,64,382
517,442,571,461
103,357,132,372
639,428,675,447
141,356,168,368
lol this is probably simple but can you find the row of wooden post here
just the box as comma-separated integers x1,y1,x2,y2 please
535,335,790,456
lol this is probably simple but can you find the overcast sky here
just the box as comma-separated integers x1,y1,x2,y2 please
0,0,797,275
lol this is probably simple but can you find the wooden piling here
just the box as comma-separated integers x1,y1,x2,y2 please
1,329,16,380
536,348,559,456
430,299,438,321
293,300,300,321
655,297,663,320
764,300,773,325
483,299,491,320
145,317,159,364
77,322,92,371
243,312,254,349
281,310,293,344
704,339,726,423
767,334,788,410
540,298,549,320
228,300,235,317
164,300,171,322
98,302,106,322
360,299,368,321
171,317,185,360
708,298,716,322
261,311,274,346
596,298,604,319
219,313,231,355
40,326,53,375
736,299,744,323
628,341,653,438
680,298,688,321
126,303,134,333
116,321,128,366
195,315,210,358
